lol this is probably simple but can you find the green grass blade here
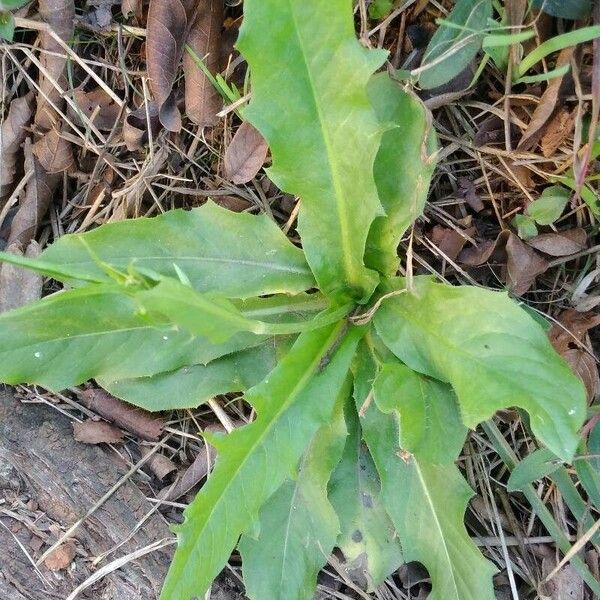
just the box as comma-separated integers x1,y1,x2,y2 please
237,0,387,303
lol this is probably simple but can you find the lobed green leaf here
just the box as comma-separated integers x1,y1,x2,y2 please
160,323,363,599
374,277,586,461
366,73,437,275
238,401,348,600
1,201,314,298
237,0,387,302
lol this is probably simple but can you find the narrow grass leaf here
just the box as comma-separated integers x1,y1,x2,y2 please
237,0,387,302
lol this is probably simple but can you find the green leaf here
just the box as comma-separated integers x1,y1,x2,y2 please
531,0,590,20
374,277,586,461
507,448,561,491
328,397,403,589
237,0,387,303
100,340,280,411
160,323,363,600
135,278,353,342
356,340,496,600
0,285,268,390
365,74,437,275
526,185,570,225
238,400,348,600
512,214,538,239
418,0,492,90
373,362,467,463
0,9,15,41
0,0,31,9
6,201,314,298
368,0,394,19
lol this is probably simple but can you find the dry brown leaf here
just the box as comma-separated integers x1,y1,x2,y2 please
7,138,60,247
214,195,252,212
183,0,223,127
0,241,43,313
141,447,177,481
518,47,574,151
73,420,125,444
0,93,34,203
429,225,470,261
223,121,269,184
121,0,142,21
457,176,484,212
548,309,600,354
459,230,508,266
44,543,76,572
539,558,584,600
146,0,196,132
35,0,76,130
540,106,576,157
527,228,587,257
562,349,600,403
505,232,549,295
32,127,74,174
158,442,217,501
72,87,122,131
122,101,161,151
80,388,165,441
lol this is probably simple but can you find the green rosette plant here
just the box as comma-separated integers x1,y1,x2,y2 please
0,0,586,598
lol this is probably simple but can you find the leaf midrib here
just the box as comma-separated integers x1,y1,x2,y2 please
286,1,355,284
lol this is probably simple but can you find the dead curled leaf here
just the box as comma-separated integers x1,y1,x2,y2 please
458,230,508,266
80,388,165,441
0,93,34,202
429,224,474,261
122,101,161,151
0,241,43,313
7,138,61,248
517,47,574,152
146,0,197,132
73,420,125,444
71,87,122,131
140,447,177,481
527,228,587,257
540,106,576,158
505,232,549,295
35,0,76,130
32,127,74,174
183,0,223,126
223,121,269,184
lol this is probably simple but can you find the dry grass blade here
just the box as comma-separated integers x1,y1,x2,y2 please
183,0,224,126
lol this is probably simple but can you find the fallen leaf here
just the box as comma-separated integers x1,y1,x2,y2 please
122,101,161,151
183,0,223,126
84,0,114,30
44,543,76,571
223,121,269,184
141,446,178,481
505,231,549,295
457,176,484,212
146,0,196,132
32,127,74,174
7,138,60,247
459,230,508,266
35,0,76,130
517,47,574,151
0,93,34,203
540,106,576,157
429,225,470,261
0,241,43,313
73,420,125,444
539,558,583,600
121,0,142,21
527,229,587,256
80,388,165,440
214,195,252,212
548,309,600,354
72,87,122,131
562,349,600,403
